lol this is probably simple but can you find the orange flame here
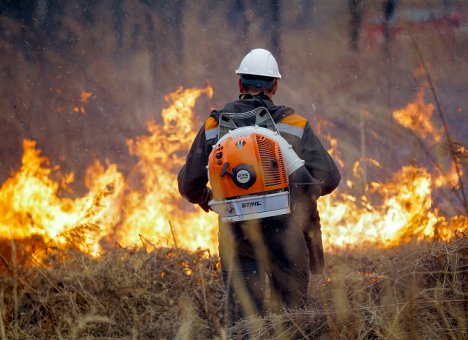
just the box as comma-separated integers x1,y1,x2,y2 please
0,140,124,256
73,90,93,113
80,90,93,103
392,87,440,142
0,85,466,261
119,85,218,252
319,166,464,248
392,86,464,190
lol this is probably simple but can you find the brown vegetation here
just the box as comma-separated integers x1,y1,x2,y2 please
1,1,467,339
1,236,466,339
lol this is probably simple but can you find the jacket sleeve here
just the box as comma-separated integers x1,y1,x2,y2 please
299,122,341,196
177,126,211,204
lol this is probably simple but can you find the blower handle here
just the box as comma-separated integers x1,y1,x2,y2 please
220,162,233,178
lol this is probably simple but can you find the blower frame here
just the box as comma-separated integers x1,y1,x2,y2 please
207,107,305,222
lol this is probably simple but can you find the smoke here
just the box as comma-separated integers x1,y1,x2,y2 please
0,0,467,209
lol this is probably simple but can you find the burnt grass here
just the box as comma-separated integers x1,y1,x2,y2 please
0,236,467,339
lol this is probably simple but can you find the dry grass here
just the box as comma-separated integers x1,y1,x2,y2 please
0,236,466,339
0,1,467,339
0,241,223,339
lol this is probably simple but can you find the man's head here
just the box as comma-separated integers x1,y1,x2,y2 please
235,48,281,98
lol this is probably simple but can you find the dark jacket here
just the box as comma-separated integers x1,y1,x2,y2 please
178,94,341,205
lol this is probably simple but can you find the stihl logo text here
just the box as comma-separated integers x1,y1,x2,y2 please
242,201,262,208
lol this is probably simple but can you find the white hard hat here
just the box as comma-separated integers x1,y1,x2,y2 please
235,48,282,79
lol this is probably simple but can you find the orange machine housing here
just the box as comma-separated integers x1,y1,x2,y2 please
208,133,288,200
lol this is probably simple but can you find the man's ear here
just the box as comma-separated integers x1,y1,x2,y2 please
271,79,279,95
238,78,244,93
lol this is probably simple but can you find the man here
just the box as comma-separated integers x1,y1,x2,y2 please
178,48,340,320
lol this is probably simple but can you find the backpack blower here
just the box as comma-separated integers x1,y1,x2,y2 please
207,107,318,223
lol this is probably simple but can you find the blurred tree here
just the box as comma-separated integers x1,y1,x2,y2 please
298,0,315,27
112,0,125,53
383,0,397,54
270,0,281,62
348,0,363,51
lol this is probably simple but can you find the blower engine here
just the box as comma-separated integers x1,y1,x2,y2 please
207,107,310,222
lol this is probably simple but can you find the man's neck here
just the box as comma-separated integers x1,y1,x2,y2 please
240,92,272,100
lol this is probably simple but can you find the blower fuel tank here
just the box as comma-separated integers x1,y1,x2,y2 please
208,125,305,222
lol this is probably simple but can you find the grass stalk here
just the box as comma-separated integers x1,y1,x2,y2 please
409,33,468,215
0,289,6,340
10,239,18,339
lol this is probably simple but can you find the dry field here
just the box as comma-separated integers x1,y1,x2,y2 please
0,235,467,339
1,1,467,339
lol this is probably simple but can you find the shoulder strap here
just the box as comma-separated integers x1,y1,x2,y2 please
209,109,223,122
205,110,222,141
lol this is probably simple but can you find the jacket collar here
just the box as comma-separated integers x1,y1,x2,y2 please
238,92,273,103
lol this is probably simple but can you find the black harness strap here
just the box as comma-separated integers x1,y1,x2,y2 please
209,109,223,122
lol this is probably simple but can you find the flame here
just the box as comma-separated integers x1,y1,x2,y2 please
0,86,218,259
0,85,466,262
80,90,93,102
313,119,345,169
0,140,124,256
319,166,465,248
119,85,218,253
392,87,440,142
318,86,466,248
392,86,464,190
73,90,93,113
